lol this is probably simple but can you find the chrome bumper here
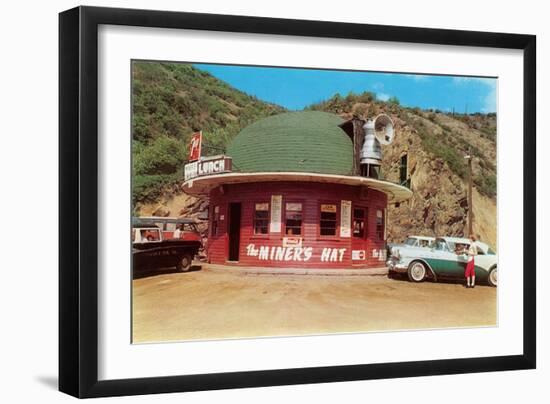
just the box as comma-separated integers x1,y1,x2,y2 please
386,259,408,273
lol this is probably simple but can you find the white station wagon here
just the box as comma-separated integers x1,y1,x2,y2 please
386,236,435,264
387,236,497,286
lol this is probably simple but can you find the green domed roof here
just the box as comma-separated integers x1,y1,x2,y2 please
227,111,353,175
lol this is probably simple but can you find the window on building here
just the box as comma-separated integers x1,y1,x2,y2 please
400,153,408,185
353,208,366,238
285,202,302,235
320,204,337,236
211,205,219,237
376,209,384,240
254,202,269,235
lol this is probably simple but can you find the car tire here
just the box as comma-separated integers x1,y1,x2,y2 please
488,267,497,287
176,254,193,272
407,261,427,282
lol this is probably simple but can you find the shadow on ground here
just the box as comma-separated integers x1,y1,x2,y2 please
35,375,58,390
133,264,202,279
387,272,491,287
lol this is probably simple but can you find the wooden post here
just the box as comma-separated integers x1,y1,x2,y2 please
466,149,473,236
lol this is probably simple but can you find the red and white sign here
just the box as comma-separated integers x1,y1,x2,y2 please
245,243,346,263
184,155,232,181
282,237,302,247
340,200,352,238
188,131,202,162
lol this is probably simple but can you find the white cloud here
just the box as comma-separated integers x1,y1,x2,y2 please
404,74,430,82
481,83,497,113
377,93,390,101
452,76,495,87
453,77,497,113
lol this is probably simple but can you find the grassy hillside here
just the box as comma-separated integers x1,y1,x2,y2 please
132,62,284,204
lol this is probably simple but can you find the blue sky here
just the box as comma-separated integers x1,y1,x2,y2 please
194,63,496,113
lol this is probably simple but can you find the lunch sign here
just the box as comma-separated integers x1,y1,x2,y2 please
184,155,233,181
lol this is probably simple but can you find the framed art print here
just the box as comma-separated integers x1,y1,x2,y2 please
59,6,536,398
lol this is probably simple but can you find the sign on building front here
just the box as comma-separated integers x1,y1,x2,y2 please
188,131,202,162
184,155,232,181
340,200,352,237
270,195,282,233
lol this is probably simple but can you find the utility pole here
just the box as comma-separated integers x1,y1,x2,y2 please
464,148,473,236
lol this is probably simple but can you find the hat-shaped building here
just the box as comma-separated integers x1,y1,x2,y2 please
183,111,412,269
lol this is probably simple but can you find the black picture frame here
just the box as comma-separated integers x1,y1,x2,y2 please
59,6,536,398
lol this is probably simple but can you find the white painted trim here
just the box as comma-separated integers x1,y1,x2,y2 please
182,171,413,203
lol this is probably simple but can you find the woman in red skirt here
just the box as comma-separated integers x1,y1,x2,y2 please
464,234,478,288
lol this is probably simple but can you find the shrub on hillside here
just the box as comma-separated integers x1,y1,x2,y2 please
133,136,186,176
388,96,400,105
474,174,497,198
133,173,182,204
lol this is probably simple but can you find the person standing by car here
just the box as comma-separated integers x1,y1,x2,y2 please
173,224,182,239
465,234,478,288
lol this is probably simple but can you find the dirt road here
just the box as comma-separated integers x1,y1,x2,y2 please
132,268,497,343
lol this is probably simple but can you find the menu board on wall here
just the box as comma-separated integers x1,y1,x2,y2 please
340,200,352,237
270,195,282,233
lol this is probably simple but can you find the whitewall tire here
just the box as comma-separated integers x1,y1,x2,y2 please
488,267,497,287
408,261,427,282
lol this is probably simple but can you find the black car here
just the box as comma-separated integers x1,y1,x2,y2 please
132,224,201,272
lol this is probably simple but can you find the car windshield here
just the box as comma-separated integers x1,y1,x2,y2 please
475,242,489,255
404,237,417,246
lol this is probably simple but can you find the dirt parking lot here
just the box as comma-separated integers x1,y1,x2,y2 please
132,267,497,343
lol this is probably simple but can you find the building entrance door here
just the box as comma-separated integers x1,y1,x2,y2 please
352,207,368,264
227,202,241,261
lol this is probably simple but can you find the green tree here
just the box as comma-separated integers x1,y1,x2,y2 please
133,136,185,176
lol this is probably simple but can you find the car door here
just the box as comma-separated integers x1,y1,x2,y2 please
424,240,465,278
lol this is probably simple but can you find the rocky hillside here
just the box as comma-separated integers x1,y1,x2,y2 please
383,109,496,248
133,66,497,249
308,93,497,247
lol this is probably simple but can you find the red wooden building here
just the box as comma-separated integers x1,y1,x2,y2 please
183,111,412,269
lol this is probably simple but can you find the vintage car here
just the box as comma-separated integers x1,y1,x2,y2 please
386,235,435,259
387,236,497,286
132,220,202,273
134,216,202,241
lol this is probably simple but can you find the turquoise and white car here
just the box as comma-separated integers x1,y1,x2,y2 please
386,235,436,260
387,236,498,286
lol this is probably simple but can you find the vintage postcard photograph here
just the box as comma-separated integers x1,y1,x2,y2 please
131,61,497,343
